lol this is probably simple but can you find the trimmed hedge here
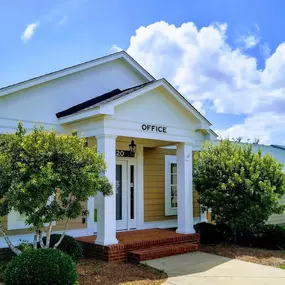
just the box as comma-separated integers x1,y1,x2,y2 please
4,248,78,285
42,234,83,261
195,222,285,250
194,222,232,244
237,225,285,250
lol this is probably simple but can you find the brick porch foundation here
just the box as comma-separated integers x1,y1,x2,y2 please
77,228,200,262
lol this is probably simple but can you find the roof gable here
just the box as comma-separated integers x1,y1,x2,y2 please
57,79,212,128
0,51,155,97
56,81,154,118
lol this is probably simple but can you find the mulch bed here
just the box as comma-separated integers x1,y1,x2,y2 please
200,244,285,268
77,258,167,285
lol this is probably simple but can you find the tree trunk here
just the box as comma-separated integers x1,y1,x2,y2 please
46,222,53,248
54,220,68,249
38,230,46,248
0,223,22,255
33,231,38,249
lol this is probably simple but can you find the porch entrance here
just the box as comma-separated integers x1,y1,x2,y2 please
116,158,136,231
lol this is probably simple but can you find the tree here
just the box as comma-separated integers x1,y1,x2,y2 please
0,123,112,255
232,137,242,143
193,139,285,235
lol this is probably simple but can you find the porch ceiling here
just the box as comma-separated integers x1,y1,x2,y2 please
117,136,177,148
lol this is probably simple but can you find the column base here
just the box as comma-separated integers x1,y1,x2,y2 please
176,228,195,234
95,238,118,246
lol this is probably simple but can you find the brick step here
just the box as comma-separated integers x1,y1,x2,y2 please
128,242,199,263
122,233,200,251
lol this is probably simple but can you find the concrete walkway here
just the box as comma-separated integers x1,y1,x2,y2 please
144,252,285,285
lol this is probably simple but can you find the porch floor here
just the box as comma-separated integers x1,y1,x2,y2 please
76,229,200,262
77,228,188,244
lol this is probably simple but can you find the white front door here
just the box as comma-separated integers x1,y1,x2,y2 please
116,159,136,230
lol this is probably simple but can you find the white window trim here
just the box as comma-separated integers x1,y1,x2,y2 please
165,155,177,216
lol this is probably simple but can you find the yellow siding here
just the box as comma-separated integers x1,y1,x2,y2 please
144,147,200,222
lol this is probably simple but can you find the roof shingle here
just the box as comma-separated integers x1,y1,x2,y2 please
56,81,154,118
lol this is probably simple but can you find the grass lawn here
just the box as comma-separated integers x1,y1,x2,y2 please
0,257,167,285
200,244,285,269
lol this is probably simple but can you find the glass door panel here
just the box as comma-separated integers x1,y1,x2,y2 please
116,161,128,230
116,165,122,221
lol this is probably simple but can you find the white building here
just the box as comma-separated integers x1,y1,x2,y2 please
0,51,216,249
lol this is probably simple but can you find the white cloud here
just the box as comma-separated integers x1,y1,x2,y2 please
260,42,271,58
126,21,285,144
216,112,285,145
191,100,205,115
109,45,123,53
21,22,40,43
240,35,259,49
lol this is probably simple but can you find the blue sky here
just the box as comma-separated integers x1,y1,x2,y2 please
1,0,285,144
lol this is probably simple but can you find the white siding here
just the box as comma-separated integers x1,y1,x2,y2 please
0,59,147,132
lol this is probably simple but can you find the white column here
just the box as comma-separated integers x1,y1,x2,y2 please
95,134,118,245
176,142,195,234
136,145,144,229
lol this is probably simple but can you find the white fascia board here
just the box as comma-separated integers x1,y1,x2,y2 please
195,128,218,140
161,79,211,127
58,106,114,124
0,51,154,97
121,53,155,81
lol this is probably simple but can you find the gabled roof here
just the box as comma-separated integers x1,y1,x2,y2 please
0,51,155,97
272,145,285,151
56,78,212,127
56,81,154,118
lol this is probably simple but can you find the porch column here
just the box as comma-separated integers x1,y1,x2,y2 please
176,142,195,234
95,134,118,245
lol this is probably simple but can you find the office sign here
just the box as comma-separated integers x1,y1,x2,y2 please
141,124,167,133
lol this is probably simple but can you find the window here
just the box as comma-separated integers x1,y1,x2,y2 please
165,155,177,216
8,194,56,230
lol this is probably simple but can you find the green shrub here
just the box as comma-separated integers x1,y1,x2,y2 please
195,222,285,250
4,248,78,285
195,222,233,244
194,222,219,244
16,241,34,253
42,234,83,261
216,223,233,243
237,225,285,250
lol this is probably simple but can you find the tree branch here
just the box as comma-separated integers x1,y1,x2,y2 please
0,223,22,255
54,220,68,249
